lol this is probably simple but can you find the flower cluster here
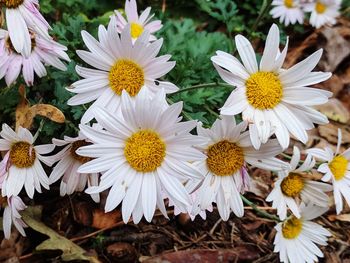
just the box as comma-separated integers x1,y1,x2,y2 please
270,0,341,28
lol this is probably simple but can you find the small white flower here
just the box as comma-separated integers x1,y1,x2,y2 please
307,129,350,214
303,0,341,28
212,24,332,150
274,204,331,263
270,0,305,26
68,20,177,124
193,116,289,221
49,132,100,203
0,124,55,198
267,146,332,220
114,0,162,42
78,89,207,224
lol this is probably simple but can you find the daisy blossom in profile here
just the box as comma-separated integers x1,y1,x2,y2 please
68,20,177,123
303,0,341,28
49,132,100,203
0,0,51,57
194,116,289,221
267,146,332,220
274,204,331,263
270,0,304,26
1,195,27,239
211,24,332,150
307,129,350,214
0,29,70,86
78,90,206,223
114,0,162,42
0,124,54,198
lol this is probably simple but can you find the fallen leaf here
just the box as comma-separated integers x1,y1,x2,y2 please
328,214,350,222
314,98,350,124
92,209,122,229
318,123,350,145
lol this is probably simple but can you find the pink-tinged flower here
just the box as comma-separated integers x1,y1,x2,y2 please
1,0,51,57
303,0,341,28
0,124,55,198
0,29,70,86
49,132,100,203
1,195,27,239
114,0,162,42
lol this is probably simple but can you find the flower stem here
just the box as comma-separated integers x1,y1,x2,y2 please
33,119,45,143
251,0,273,32
169,82,234,96
241,195,280,222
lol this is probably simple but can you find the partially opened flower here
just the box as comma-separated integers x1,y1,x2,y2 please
270,0,304,26
78,90,206,223
0,124,54,198
0,29,70,86
0,0,51,57
211,24,332,150
303,0,341,28
307,129,350,214
1,195,27,239
193,116,289,221
267,146,332,220
68,20,177,123
114,0,162,42
274,204,331,263
49,132,100,203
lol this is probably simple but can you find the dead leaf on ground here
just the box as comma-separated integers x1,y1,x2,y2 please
314,98,350,124
328,214,350,222
318,123,350,145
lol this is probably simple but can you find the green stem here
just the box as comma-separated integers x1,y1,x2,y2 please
241,195,280,222
33,119,45,143
251,0,273,33
204,105,221,119
169,82,234,96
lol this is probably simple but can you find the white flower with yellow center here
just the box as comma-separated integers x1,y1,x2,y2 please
1,195,27,239
68,19,177,124
267,146,332,220
211,24,332,150
307,129,350,214
49,133,100,203
274,204,331,263
77,89,207,224
270,0,304,26
0,124,54,198
303,0,341,28
193,116,289,221
114,0,162,42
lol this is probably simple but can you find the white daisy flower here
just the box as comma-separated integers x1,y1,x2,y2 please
274,203,331,263
270,0,305,26
77,89,207,224
1,0,51,57
211,24,332,150
0,124,55,198
303,0,341,28
307,129,350,214
114,0,162,42
1,195,27,239
67,19,177,124
267,146,332,220
193,116,289,221
49,132,100,203
0,29,70,86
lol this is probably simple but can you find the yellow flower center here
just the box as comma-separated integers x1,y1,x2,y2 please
282,216,303,239
329,155,348,181
1,0,24,8
108,59,145,97
124,130,166,173
280,173,304,197
284,0,294,8
245,72,283,110
10,141,36,168
70,140,94,164
315,2,327,13
130,22,144,39
206,140,244,176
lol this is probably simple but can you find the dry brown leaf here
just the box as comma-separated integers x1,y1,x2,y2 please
328,214,350,222
92,209,122,229
314,98,350,124
31,104,65,124
318,123,350,145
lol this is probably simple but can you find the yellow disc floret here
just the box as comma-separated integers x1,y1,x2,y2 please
280,173,304,197
1,0,24,8
329,155,348,181
315,1,327,13
245,71,283,110
10,141,36,168
282,216,303,239
206,140,244,176
124,130,166,173
131,22,144,39
109,59,145,97
284,0,294,8
70,140,93,164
